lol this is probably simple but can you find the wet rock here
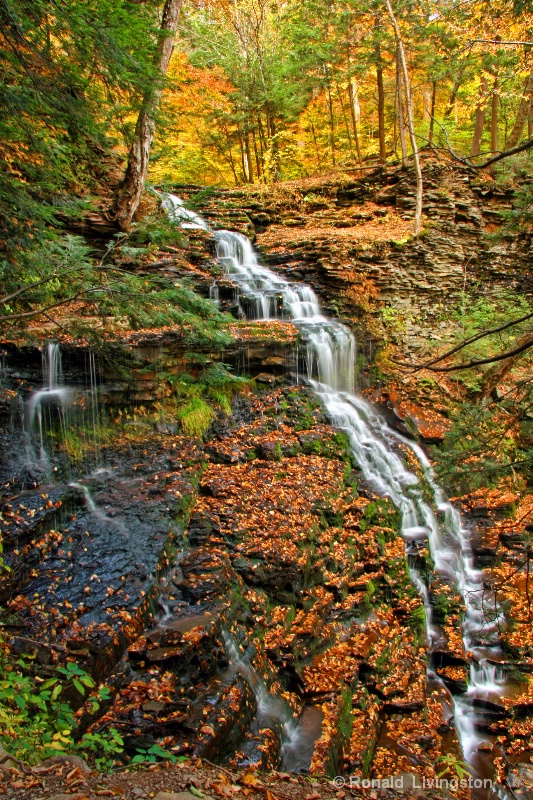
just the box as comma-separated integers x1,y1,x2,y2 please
471,697,509,716
193,677,254,761
434,664,468,693
500,764,533,800
259,440,283,461
262,356,285,367
255,372,277,384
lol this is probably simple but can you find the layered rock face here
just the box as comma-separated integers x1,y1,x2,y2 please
0,383,465,787
177,159,533,354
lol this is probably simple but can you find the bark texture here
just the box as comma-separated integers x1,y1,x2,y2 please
385,0,423,235
507,68,533,149
471,73,488,157
374,21,387,164
114,0,183,231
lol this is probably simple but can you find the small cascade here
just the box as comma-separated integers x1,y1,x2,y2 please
223,631,298,737
26,343,71,470
160,193,209,230
209,280,220,307
223,631,318,771
69,480,130,539
215,230,322,323
163,199,511,787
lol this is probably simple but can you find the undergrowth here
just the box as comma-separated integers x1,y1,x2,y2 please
0,648,123,770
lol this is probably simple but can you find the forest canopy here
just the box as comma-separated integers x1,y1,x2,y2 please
2,0,533,337
150,0,533,185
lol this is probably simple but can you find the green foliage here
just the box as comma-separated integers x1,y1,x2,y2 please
166,362,249,437
408,604,426,635
177,396,216,437
0,652,123,769
436,753,472,780
0,0,232,347
360,578,376,615
0,230,232,345
448,289,533,391
432,397,530,494
130,743,177,765
432,591,450,624
0,0,159,262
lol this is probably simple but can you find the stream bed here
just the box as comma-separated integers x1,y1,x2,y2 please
1,197,532,798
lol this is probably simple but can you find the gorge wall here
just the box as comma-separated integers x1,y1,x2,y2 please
176,158,533,358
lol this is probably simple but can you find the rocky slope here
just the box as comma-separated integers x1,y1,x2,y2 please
176,157,533,358
3,160,533,799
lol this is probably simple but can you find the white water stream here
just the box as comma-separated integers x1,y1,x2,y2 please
26,343,71,469
166,195,509,778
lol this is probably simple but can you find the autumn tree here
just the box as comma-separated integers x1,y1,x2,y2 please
114,0,183,230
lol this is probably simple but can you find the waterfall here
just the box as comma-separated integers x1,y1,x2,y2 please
160,193,208,230
223,631,311,770
166,195,508,781
209,280,220,307
26,343,71,469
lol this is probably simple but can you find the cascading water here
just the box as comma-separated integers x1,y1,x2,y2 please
167,195,510,786
215,228,355,392
160,193,209,230
222,631,315,771
26,343,70,469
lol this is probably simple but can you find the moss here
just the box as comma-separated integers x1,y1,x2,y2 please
177,397,215,437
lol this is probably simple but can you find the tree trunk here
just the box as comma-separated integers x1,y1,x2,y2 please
346,44,363,166
471,73,488,157
227,145,240,186
114,0,183,231
252,129,262,179
310,118,323,169
396,46,407,165
245,127,254,183
507,68,533,149
375,30,387,163
325,72,336,166
385,0,423,235
238,128,247,182
428,80,437,144
220,120,239,185
337,83,355,161
269,116,281,180
490,76,499,155
443,67,465,119
257,114,266,156
348,79,363,166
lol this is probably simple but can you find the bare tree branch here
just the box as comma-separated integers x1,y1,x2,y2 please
422,333,533,373
468,39,533,46
391,310,533,371
432,114,533,168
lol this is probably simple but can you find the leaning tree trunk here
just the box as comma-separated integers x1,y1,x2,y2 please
507,68,533,149
396,46,407,166
471,73,488,157
374,30,387,164
385,0,423,235
114,0,183,231
348,78,363,166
